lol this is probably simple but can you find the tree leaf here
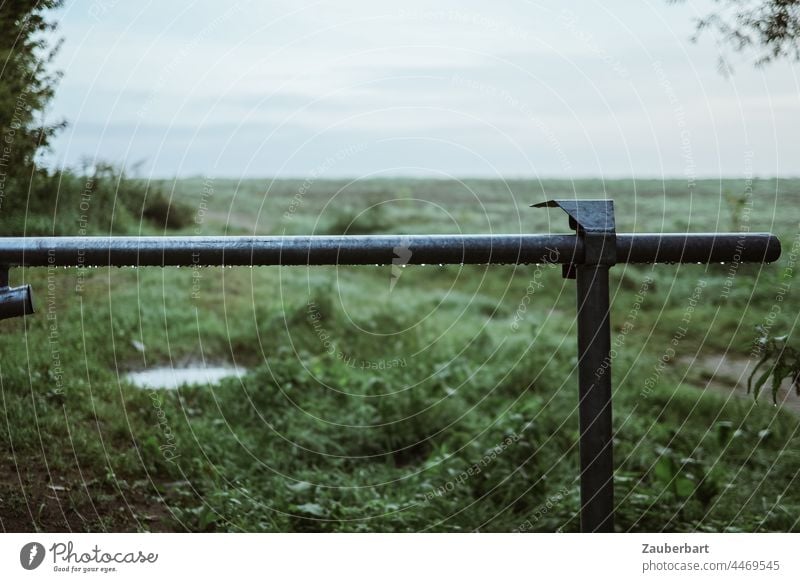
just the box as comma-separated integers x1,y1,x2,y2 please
675,476,694,498
747,353,769,395
653,456,675,483
751,363,777,400
296,502,326,517
286,481,313,493
716,421,733,446
771,366,788,404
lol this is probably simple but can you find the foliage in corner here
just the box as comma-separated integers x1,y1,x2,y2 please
0,0,65,175
748,325,800,403
671,0,800,71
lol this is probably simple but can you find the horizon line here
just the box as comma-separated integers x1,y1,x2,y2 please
142,174,800,182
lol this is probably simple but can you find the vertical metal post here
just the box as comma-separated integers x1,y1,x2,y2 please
575,263,614,532
534,199,617,532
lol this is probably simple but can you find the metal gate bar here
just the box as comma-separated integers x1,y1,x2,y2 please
0,232,779,267
0,200,783,532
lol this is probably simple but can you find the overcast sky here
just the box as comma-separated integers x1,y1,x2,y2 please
46,0,799,179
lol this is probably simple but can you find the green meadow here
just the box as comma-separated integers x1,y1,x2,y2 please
1,177,799,532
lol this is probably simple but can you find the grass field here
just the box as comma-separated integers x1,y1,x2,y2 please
2,177,799,532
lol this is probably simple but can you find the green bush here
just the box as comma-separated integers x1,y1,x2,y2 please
321,204,389,235
2,163,192,235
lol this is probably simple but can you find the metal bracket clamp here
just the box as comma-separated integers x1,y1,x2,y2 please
532,200,617,278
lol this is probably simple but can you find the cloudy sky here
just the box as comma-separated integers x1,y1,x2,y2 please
46,0,799,179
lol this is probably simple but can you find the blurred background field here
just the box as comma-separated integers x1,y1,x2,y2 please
2,176,799,532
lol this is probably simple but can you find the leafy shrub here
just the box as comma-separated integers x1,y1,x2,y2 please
748,326,800,403
2,162,192,235
321,204,389,235
140,189,192,229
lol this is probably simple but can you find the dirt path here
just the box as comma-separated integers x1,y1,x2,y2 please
681,353,800,416
0,465,182,532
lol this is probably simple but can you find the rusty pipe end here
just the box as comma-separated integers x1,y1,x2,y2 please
0,284,35,321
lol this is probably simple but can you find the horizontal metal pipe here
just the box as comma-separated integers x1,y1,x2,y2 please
617,233,782,264
0,284,34,320
0,232,781,267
